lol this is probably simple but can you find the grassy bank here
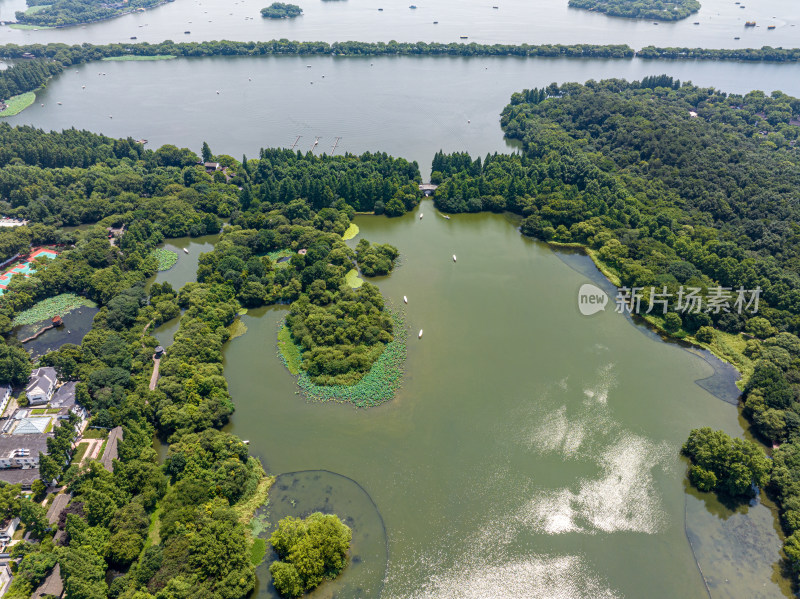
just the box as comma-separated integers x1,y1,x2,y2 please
11,293,97,326
101,55,176,61
0,92,36,117
278,308,407,407
24,4,52,15
277,323,302,375
8,23,54,29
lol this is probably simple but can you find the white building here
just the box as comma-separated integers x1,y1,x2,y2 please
0,518,19,543
25,367,58,405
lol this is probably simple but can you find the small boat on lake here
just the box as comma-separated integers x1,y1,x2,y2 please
130,36,137,39
409,4,417,8
183,248,189,254
419,213,423,219
745,20,755,26
443,215,450,220
404,295,408,303
433,20,438,24
460,35,468,39
418,329,423,338
378,7,383,10
768,24,776,29
185,30,191,33
452,254,457,262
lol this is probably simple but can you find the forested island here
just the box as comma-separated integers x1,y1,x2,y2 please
260,2,303,19
14,0,169,28
569,0,700,20
269,513,351,597
429,76,800,577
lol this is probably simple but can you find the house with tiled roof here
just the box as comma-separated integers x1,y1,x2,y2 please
25,367,58,405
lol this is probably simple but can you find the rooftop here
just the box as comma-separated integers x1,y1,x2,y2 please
50,382,77,409
25,367,57,396
12,417,51,435
0,434,49,456
0,468,40,487
32,564,62,599
101,426,123,472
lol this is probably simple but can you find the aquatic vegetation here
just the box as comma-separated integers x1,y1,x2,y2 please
153,248,178,271
277,323,303,375
342,223,359,240
344,268,363,289
8,23,54,29
0,92,36,117
101,55,176,61
279,309,407,407
12,293,96,326
228,319,248,340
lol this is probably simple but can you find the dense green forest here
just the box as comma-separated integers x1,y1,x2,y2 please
569,0,700,20
260,2,303,18
15,0,168,27
0,125,413,598
432,76,800,578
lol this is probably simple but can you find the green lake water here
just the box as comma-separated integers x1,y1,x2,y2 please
220,204,789,598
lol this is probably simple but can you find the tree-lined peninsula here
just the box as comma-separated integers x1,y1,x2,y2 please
15,0,169,28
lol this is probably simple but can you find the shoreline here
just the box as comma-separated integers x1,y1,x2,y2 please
550,239,752,389
9,0,172,30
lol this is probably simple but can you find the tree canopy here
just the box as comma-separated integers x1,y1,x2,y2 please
269,512,351,598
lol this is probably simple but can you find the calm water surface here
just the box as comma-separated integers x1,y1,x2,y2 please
1,0,798,48
7,55,800,175
1,1,796,592
222,207,789,598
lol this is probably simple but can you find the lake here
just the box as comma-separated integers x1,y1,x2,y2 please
2,0,798,593
221,207,789,598
7,54,800,176
1,0,798,49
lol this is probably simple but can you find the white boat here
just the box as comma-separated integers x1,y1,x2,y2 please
419,213,423,219
453,254,457,262
183,248,189,254
418,329,423,338
403,296,408,304
443,215,450,220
